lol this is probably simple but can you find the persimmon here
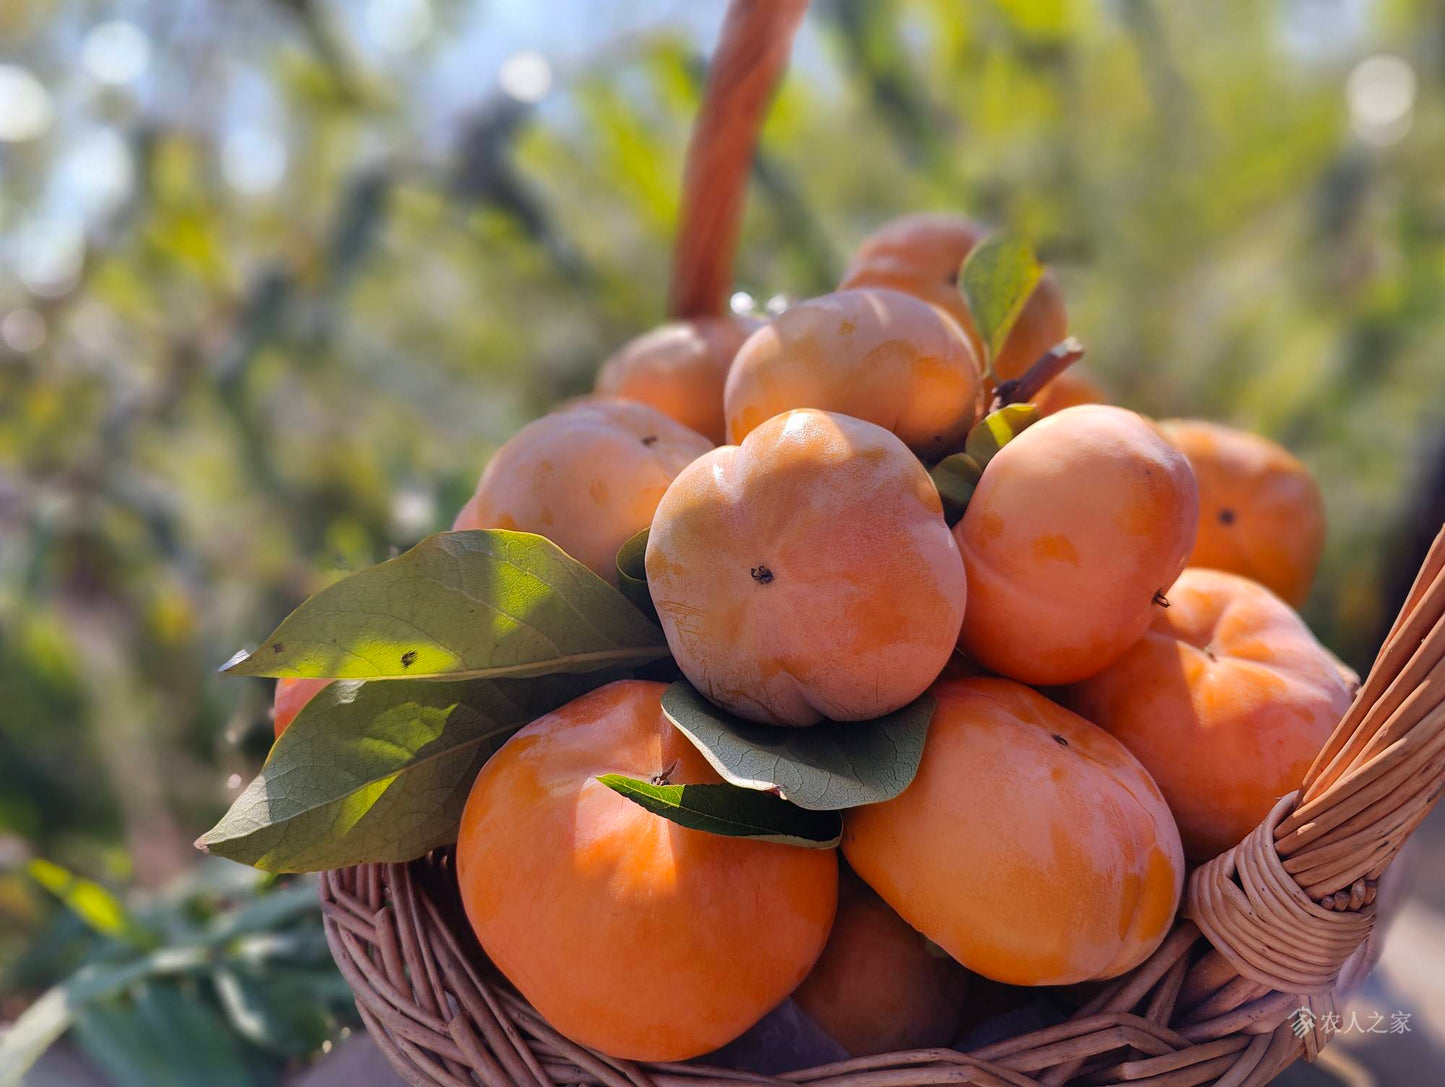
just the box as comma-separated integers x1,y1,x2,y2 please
794,868,971,1056
452,399,711,585
455,680,838,1061
956,405,1198,686
595,315,761,443
273,676,331,739
1030,368,1104,416
839,213,1068,383
723,288,981,459
843,677,1184,986
1064,567,1352,861
1160,420,1326,607
646,409,968,726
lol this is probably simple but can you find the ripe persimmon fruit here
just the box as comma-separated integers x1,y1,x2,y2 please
1064,567,1353,860
723,288,981,459
453,399,711,585
646,408,968,726
843,677,1184,987
956,405,1198,686
273,676,331,739
794,867,971,1056
839,213,1068,384
1030,368,1104,416
595,315,761,443
1160,420,1326,607
455,680,838,1061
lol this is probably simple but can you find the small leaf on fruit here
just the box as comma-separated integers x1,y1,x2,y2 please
661,682,934,811
197,673,605,871
959,234,1043,374
930,453,983,526
222,530,668,682
965,403,1039,469
615,527,657,624
597,775,841,848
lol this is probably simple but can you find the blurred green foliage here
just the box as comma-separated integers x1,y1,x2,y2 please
1,0,1443,1075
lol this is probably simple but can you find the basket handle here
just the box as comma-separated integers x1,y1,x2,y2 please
1187,523,1445,993
668,0,809,320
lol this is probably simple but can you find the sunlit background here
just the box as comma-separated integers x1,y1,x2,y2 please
2,1,1444,1084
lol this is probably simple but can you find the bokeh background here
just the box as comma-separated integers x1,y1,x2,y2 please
2,1,1444,1084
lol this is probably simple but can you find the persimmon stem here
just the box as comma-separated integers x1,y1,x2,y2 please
991,337,1085,411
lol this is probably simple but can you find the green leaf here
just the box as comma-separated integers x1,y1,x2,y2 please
197,674,604,872
661,682,935,811
26,859,151,946
965,403,1040,469
615,527,657,624
959,234,1043,375
597,775,842,848
0,949,212,1087
72,984,263,1087
204,879,322,942
222,530,668,682
213,965,334,1057
930,453,983,526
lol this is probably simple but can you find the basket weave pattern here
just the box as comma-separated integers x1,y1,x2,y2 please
321,3,1445,1083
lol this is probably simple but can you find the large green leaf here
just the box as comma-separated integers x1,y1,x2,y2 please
197,674,601,872
661,682,935,811
597,775,842,847
222,530,668,682
959,233,1043,375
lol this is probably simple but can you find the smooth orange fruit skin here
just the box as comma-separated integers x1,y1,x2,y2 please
1064,567,1352,861
956,405,1198,686
839,213,1068,383
646,409,968,726
595,316,761,443
273,676,332,739
1030,368,1104,416
455,680,838,1062
1160,420,1326,608
452,399,711,585
723,288,982,459
794,869,971,1056
844,677,1183,987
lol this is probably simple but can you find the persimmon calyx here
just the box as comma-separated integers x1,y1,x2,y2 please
930,453,983,527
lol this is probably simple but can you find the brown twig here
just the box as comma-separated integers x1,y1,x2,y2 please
990,337,1085,410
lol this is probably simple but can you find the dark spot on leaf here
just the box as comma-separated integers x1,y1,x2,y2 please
272,643,285,654
1052,733,1068,746
641,435,658,446
1153,590,1170,608
1219,508,1236,525
401,650,418,668
751,565,775,584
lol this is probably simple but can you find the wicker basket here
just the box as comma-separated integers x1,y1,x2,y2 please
320,3,1445,1083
